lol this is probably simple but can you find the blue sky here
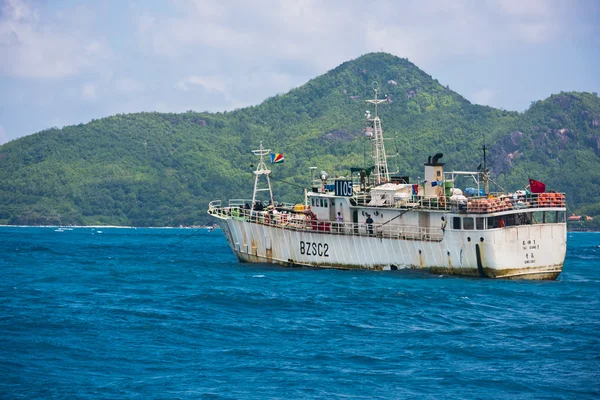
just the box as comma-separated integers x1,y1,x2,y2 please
1,0,599,144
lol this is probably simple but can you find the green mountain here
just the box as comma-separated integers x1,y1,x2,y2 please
1,53,599,227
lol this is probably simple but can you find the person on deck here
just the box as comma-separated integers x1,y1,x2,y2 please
441,216,447,233
366,214,374,235
335,212,343,232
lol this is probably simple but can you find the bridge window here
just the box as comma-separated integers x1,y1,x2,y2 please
453,217,461,230
505,214,517,226
487,216,503,228
516,213,532,225
476,217,484,230
487,213,537,227
463,217,474,230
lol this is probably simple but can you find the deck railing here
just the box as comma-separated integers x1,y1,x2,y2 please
207,205,444,242
464,193,565,213
208,192,566,241
350,192,565,213
211,192,566,219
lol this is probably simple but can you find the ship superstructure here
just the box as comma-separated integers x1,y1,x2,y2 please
208,84,567,279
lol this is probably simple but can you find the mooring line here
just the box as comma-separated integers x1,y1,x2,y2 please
152,229,203,260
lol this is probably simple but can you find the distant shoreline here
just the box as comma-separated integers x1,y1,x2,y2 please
567,228,600,232
0,225,220,229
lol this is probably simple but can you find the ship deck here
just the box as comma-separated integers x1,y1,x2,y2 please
208,192,566,243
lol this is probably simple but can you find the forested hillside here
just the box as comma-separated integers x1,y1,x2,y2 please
1,53,599,226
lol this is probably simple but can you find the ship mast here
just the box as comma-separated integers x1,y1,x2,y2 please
251,141,274,208
366,82,390,185
482,144,489,195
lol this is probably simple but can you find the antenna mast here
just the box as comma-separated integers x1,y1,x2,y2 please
251,142,274,207
482,144,489,195
366,82,390,185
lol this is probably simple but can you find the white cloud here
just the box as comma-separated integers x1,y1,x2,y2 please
496,0,555,18
363,0,568,66
81,83,97,100
135,0,570,75
0,0,111,79
493,0,562,44
115,77,145,94
136,15,155,33
471,88,496,106
175,75,226,93
1,0,597,144
122,0,591,120
136,0,354,69
3,0,36,21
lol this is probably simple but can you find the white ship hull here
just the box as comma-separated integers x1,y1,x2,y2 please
215,215,566,280
209,91,568,280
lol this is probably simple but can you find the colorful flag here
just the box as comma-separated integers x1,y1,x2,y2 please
529,178,546,194
270,153,284,163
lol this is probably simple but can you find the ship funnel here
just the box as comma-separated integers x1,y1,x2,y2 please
423,153,445,199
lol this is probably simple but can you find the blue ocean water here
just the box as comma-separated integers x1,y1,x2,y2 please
0,227,598,399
